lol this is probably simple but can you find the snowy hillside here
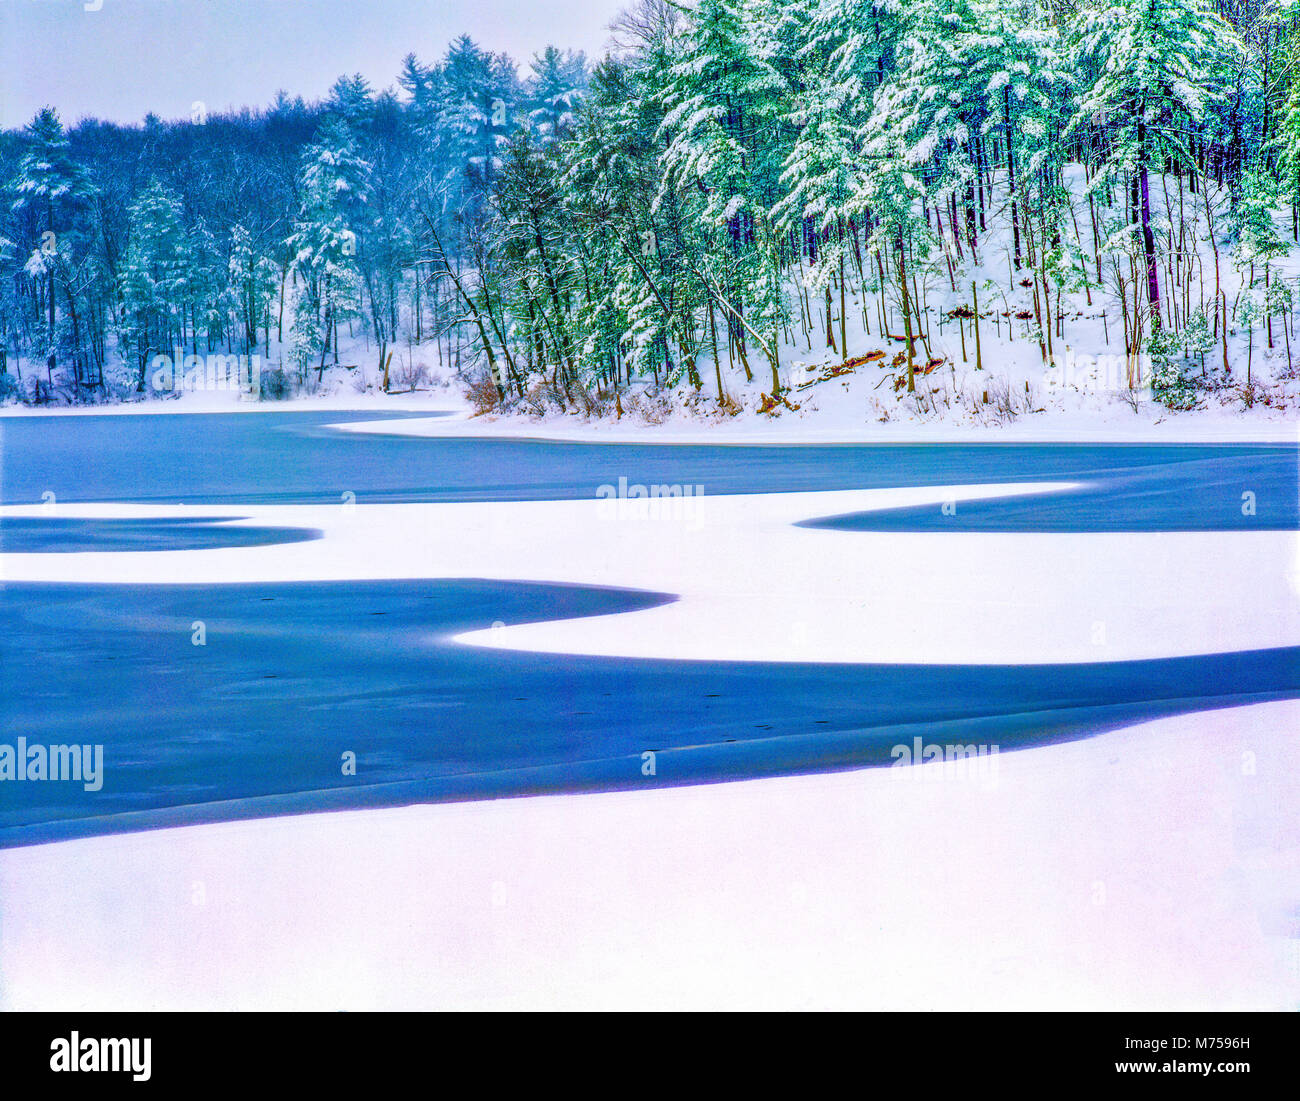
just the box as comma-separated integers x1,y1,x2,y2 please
5,0,1300,442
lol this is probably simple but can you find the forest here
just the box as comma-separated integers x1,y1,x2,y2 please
2,0,1299,417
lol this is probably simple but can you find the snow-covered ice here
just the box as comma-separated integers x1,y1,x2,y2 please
2,482,1296,665
3,698,1297,1010
1,415,1296,1009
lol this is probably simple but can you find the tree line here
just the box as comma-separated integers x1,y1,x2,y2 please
2,0,1298,410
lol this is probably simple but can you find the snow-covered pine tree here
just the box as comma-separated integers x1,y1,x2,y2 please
658,0,789,392
227,224,279,356
769,0,870,359
438,35,519,198
526,47,588,143
1070,0,1241,332
118,179,190,391
287,117,370,379
10,107,95,387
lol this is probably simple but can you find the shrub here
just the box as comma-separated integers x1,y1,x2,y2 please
1148,326,1202,411
464,371,502,415
258,367,292,400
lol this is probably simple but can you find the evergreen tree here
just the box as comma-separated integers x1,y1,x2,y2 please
227,223,279,355
119,179,189,390
1071,0,1241,330
287,118,370,378
10,107,94,385
526,47,588,142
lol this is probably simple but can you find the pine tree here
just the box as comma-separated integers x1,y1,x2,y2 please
438,35,517,197
659,0,790,391
526,47,588,142
1071,0,1242,331
119,179,190,390
287,118,370,379
10,107,94,385
227,224,279,355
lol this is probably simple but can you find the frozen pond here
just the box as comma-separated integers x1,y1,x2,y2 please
1,411,1296,846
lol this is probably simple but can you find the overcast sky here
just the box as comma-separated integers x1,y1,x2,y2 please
0,0,627,128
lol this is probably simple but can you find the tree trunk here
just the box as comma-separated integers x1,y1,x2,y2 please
1138,129,1161,332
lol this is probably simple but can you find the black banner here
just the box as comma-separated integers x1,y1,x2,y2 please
1,1011,1293,1090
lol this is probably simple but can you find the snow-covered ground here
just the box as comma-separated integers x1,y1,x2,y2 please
1,331,1295,1008
0,386,463,418
3,697,1297,1011
331,402,1300,444
3,377,1294,444
1,463,1297,1008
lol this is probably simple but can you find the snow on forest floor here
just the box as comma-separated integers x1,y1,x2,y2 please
0,382,464,417
332,395,1300,444
4,368,1293,443
3,697,1298,1011
5,347,1294,443
447,158,1300,440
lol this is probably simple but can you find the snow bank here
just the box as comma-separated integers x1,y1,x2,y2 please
3,698,1296,1010
0,390,468,418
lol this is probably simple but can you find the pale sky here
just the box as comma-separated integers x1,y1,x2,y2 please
0,0,627,128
